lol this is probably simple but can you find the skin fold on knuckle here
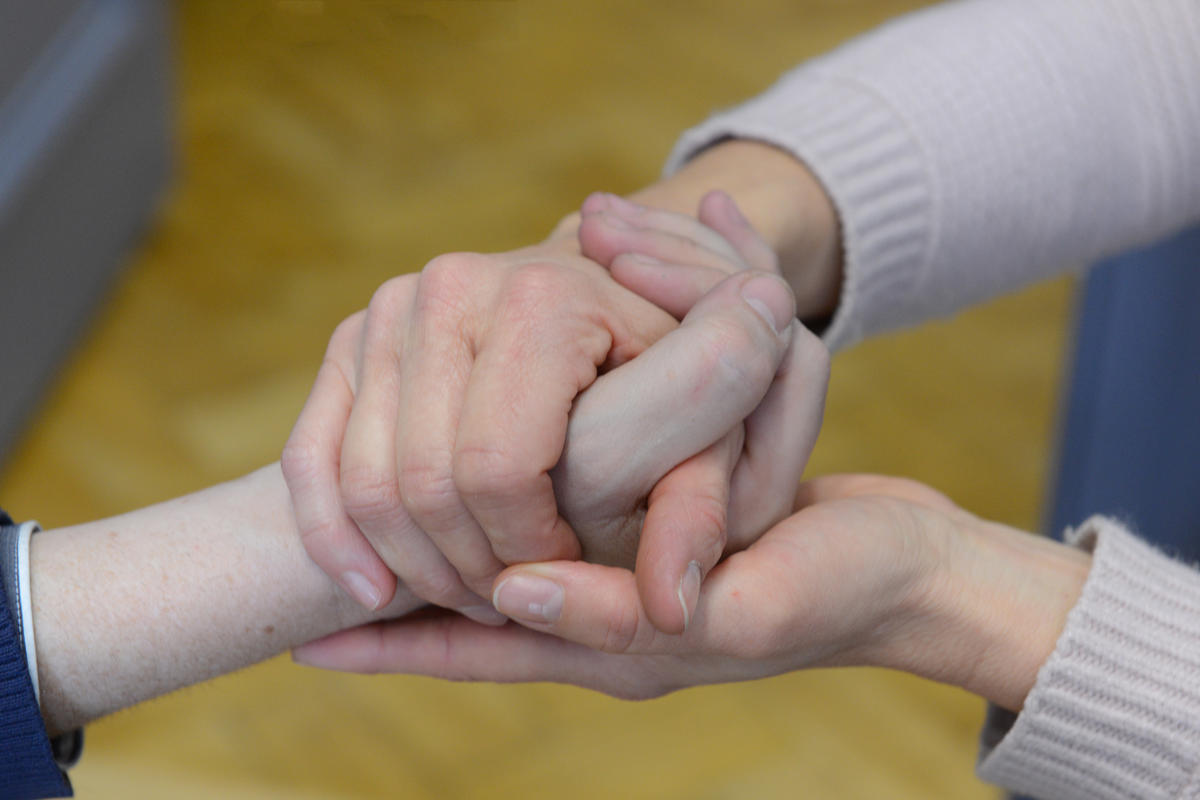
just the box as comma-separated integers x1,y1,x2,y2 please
649,486,728,566
577,214,625,266
596,596,644,655
452,443,536,507
365,274,419,326
415,252,485,320
407,563,472,609
280,435,321,493
396,456,458,524
340,463,403,524
497,269,611,379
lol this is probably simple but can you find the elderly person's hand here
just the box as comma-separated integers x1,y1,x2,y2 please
282,243,827,632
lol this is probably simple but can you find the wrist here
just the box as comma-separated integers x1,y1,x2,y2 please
893,513,1091,711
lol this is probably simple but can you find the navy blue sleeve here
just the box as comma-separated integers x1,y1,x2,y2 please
0,510,71,799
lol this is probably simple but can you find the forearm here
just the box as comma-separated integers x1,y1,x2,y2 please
661,0,1200,350
884,513,1091,712
30,463,421,734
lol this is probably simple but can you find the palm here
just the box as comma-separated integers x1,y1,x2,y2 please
294,476,961,701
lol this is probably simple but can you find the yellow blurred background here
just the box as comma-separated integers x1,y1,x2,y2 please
0,1,1075,796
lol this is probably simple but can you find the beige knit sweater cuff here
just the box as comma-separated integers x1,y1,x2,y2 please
977,518,1200,799
662,71,932,354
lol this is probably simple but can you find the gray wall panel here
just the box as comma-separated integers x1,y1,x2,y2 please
0,0,172,462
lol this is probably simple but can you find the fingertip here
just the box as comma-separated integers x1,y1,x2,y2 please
340,569,387,611
292,624,383,671
302,522,398,611
739,273,795,336
697,190,780,274
580,191,611,216
698,189,740,226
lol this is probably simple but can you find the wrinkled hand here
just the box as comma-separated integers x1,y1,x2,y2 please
283,235,827,631
281,240,675,623
294,474,1091,713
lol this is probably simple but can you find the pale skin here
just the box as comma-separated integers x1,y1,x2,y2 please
295,187,1092,714
284,139,842,635
296,474,1090,713
31,139,1091,741
30,264,825,736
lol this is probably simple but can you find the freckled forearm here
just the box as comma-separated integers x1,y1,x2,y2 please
31,463,422,734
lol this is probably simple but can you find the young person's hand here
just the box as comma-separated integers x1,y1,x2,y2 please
294,474,1091,715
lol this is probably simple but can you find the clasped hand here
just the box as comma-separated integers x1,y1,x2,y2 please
282,190,828,635
284,191,1085,714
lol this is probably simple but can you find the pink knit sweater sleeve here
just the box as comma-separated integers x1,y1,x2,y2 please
662,2,1200,796
978,519,1200,798
664,0,1200,352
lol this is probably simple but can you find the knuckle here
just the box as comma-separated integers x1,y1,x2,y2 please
453,444,535,502
420,252,480,294
397,457,457,523
366,275,417,320
280,436,320,491
413,253,482,319
598,600,642,655
686,493,730,555
340,464,402,523
501,263,578,319
295,515,355,559
406,565,469,609
328,310,366,352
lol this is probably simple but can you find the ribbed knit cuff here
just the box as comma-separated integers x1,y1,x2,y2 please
978,517,1200,799
663,69,934,352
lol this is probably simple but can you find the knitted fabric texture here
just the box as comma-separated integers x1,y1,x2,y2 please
664,0,1200,352
979,518,1200,798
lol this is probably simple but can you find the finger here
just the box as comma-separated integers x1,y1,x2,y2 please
727,321,831,549
579,192,749,269
634,430,741,634
380,258,514,608
607,255,732,320
344,275,504,623
696,190,779,274
282,312,398,610
555,271,795,539
452,267,674,567
490,560,677,655
289,616,665,697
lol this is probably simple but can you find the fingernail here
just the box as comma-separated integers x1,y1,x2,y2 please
741,274,794,335
625,253,662,266
677,561,702,631
461,604,509,626
719,191,750,226
602,214,633,230
341,571,383,610
493,574,563,624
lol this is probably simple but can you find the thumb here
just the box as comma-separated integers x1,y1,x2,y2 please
552,270,795,629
